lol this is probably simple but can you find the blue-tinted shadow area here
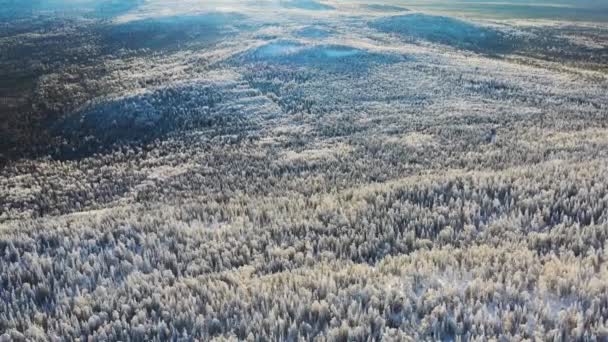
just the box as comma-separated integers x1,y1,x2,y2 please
52,83,237,159
282,0,334,11
296,26,333,39
102,13,247,51
372,14,512,54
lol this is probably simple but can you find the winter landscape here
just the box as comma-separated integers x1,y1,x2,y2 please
1,0,608,340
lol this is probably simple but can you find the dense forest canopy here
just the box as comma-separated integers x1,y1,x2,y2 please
1,0,607,341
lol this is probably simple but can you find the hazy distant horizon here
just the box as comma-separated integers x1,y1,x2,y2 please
2,0,608,22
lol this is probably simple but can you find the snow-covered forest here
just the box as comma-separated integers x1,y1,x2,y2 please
1,0,608,340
